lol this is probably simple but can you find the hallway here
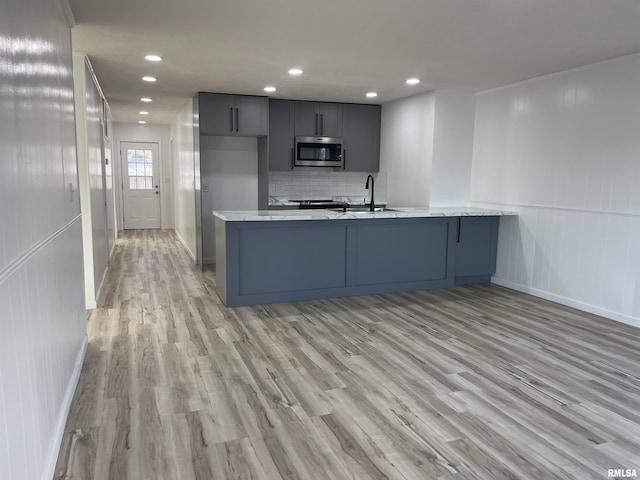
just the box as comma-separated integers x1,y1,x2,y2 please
55,230,640,479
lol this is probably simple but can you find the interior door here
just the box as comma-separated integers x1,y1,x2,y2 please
121,142,161,229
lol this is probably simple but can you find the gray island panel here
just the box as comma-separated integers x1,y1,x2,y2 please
352,220,451,286
238,224,347,295
454,216,500,285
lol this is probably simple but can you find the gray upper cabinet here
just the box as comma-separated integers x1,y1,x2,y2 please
198,94,230,134
268,99,294,171
294,101,343,137
268,99,381,171
342,103,381,172
198,93,268,136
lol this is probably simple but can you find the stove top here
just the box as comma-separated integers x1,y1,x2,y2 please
292,199,348,209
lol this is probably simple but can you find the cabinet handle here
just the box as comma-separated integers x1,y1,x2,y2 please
456,217,462,243
314,113,318,135
229,108,233,132
235,108,239,132
291,147,294,170
320,114,324,135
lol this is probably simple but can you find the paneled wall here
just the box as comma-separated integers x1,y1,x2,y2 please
471,54,640,327
430,89,476,207
379,91,435,207
171,100,197,259
0,0,87,478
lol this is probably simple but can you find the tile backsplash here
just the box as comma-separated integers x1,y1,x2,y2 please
269,169,387,204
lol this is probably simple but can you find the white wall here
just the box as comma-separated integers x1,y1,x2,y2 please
171,100,197,260
112,122,173,230
0,1,88,478
74,54,110,309
430,89,476,207
471,54,640,327
379,91,435,207
104,104,117,255
201,136,259,262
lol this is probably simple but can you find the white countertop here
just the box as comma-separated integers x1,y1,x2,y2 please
213,207,517,222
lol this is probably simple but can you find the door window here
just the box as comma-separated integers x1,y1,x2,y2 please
127,149,154,190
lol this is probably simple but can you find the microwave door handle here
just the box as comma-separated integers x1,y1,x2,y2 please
320,114,324,135
343,149,346,170
229,108,233,132
291,147,294,169
314,114,318,135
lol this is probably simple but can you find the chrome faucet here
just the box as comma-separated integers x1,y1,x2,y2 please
365,174,375,212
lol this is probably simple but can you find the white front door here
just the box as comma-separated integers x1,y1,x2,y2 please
121,142,161,229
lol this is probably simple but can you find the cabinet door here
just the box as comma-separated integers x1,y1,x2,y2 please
342,104,380,172
454,216,499,280
294,101,343,137
199,93,234,134
293,101,318,136
316,103,342,137
235,96,268,135
268,99,294,171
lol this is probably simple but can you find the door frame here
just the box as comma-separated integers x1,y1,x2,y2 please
119,141,162,229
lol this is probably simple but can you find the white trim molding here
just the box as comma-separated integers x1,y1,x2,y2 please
492,277,640,329
58,0,76,27
0,215,82,286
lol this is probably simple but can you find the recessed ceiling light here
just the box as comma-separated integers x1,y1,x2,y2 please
142,76,157,82
138,120,147,124
264,86,276,93
140,97,152,102
288,68,303,76
139,111,149,115
366,92,378,98
406,78,420,85
145,54,162,62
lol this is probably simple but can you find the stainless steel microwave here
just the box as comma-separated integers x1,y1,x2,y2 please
294,136,343,167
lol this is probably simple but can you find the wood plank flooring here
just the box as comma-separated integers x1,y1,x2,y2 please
54,229,640,479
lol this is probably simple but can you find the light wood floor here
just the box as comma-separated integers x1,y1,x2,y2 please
55,229,640,479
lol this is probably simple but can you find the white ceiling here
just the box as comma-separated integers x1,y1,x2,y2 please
68,0,640,125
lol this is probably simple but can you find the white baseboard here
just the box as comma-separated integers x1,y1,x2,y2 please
93,263,110,309
175,229,196,262
491,277,640,329
42,334,88,480
85,251,110,310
